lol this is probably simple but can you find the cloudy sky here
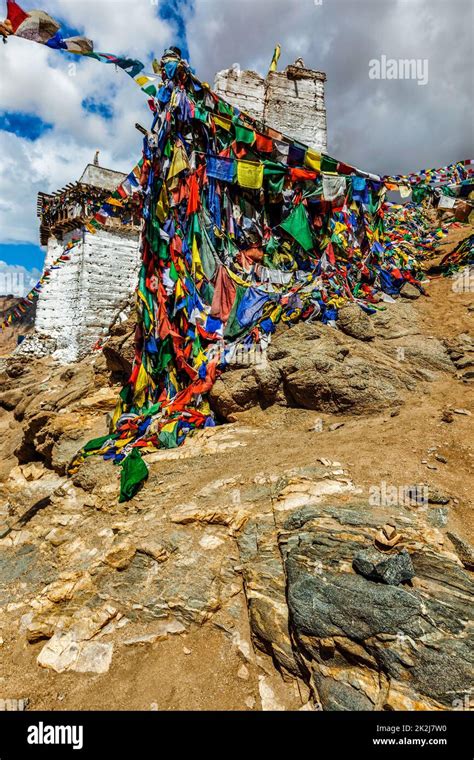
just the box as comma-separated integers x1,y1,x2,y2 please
0,0,472,284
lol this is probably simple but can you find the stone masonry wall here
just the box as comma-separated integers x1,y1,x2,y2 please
213,67,265,121
214,63,327,152
34,228,140,364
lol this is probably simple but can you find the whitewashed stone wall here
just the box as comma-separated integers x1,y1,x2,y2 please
214,64,327,152
32,227,140,364
214,67,265,121
19,65,327,366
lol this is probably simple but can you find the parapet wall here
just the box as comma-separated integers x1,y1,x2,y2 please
214,62,327,152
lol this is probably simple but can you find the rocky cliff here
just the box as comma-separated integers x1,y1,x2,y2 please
0,228,472,711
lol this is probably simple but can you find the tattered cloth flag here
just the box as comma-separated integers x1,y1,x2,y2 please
268,43,281,73
119,448,149,503
1,0,158,93
4,0,92,50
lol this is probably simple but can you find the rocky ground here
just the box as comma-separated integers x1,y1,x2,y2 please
0,226,472,712
0,296,35,357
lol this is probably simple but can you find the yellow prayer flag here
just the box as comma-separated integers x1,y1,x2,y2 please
111,398,124,432
156,184,170,223
236,160,264,190
191,236,205,280
168,140,190,180
213,114,232,131
225,267,251,287
135,75,157,87
161,420,178,435
269,44,281,73
134,363,152,408
175,278,185,301
105,196,124,207
304,148,321,172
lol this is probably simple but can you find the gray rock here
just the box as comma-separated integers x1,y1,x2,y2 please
264,494,474,709
427,507,449,528
337,304,375,341
454,356,474,369
352,548,415,585
447,532,474,570
210,322,417,419
428,487,450,505
400,282,421,299
288,568,423,640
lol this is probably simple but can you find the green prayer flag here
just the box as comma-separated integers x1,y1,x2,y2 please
234,124,255,145
224,285,247,339
279,203,314,252
169,261,179,282
158,427,179,449
218,100,233,117
200,280,215,304
412,186,428,204
264,162,287,194
320,155,338,173
83,434,114,453
119,448,148,502
199,223,217,281
265,236,280,258
194,103,208,123
156,336,173,373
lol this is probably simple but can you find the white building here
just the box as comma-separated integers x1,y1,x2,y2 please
18,163,141,364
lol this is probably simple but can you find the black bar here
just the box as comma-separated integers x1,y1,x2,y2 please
0,710,471,758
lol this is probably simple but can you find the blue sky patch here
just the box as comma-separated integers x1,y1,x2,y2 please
82,97,114,120
0,243,45,272
159,0,192,62
0,112,53,141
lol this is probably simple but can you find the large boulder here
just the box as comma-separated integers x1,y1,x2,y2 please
241,477,474,711
102,315,136,378
337,303,375,341
210,322,417,419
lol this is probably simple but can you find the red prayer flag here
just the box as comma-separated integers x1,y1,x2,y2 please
7,0,28,32
186,172,200,215
326,242,336,265
255,133,273,153
289,167,318,182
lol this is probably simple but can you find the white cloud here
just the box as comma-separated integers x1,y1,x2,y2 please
0,0,175,244
186,0,473,174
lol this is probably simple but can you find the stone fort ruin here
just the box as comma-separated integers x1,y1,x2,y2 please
21,57,327,363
